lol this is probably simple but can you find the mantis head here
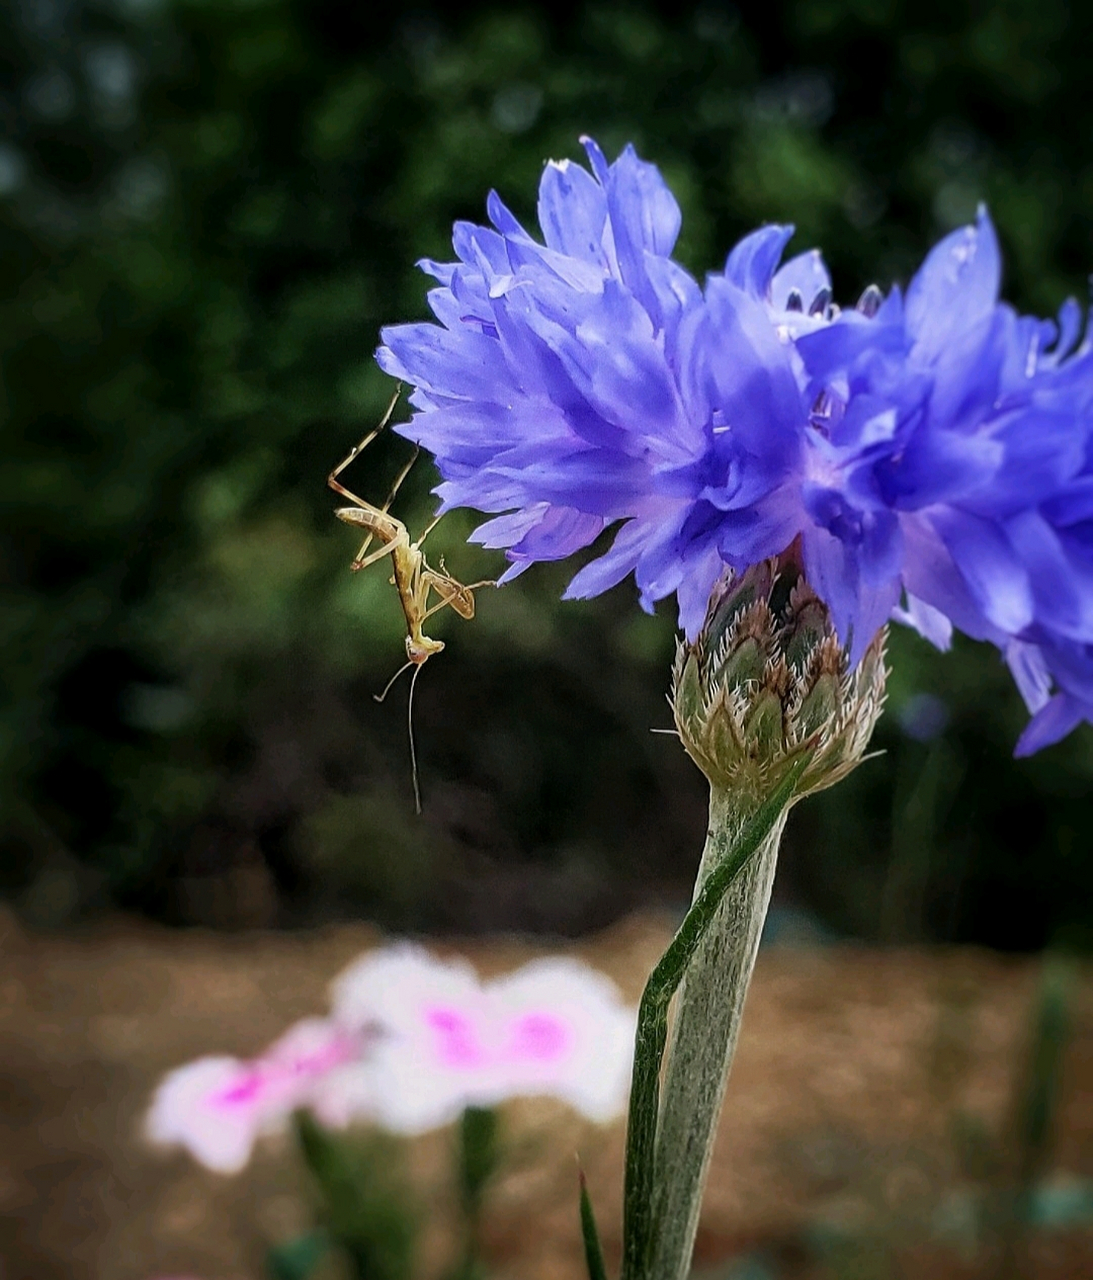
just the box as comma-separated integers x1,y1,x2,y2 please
406,634,445,664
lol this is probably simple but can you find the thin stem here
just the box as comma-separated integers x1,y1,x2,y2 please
648,803,786,1280
620,757,809,1280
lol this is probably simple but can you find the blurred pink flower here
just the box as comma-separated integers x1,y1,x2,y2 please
144,1016,366,1173
329,945,636,1133
145,945,635,1171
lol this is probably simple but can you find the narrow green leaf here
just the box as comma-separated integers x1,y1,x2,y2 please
579,1165,609,1280
620,755,810,1280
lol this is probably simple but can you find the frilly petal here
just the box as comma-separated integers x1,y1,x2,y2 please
723,224,795,297
1014,691,1086,757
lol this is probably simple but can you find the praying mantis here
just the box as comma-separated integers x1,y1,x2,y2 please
328,387,494,810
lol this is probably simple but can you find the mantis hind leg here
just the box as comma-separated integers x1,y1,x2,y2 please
415,509,445,550
349,445,420,567
351,538,399,573
328,385,402,486
327,387,411,563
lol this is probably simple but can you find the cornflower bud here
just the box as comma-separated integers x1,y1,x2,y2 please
672,546,887,803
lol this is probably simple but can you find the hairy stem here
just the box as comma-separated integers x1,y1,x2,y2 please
648,788,787,1280
620,761,806,1280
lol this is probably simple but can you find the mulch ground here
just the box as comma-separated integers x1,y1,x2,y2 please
1,907,1091,1280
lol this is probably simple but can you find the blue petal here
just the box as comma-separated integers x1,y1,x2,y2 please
1005,510,1093,640
800,485,904,586
537,158,608,263
642,252,703,352
1014,691,1086,757
525,279,700,462
676,542,727,640
898,514,1003,644
487,290,631,453
417,257,455,285
506,504,608,563
703,276,804,464
490,447,651,515
723,225,795,297
859,507,904,586
1047,297,1084,364
801,524,900,663
771,249,831,312
501,232,605,293
471,505,551,549
605,143,682,259
891,592,954,651
486,189,533,241
397,403,580,484
1043,476,1093,528
932,509,1034,635
880,426,1003,508
452,219,509,277
580,135,611,185
378,323,509,403
714,497,800,568
1045,639,1093,702
1005,640,1052,713
796,310,908,392
985,408,1089,512
564,515,666,599
905,206,1001,364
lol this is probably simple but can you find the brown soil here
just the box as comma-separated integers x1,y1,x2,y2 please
0,907,1090,1280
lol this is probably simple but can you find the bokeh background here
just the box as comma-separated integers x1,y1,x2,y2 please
4,0,1093,948
3,3,1093,1277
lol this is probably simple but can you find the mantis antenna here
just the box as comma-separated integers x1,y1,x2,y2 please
407,663,424,815
372,658,424,815
374,660,414,705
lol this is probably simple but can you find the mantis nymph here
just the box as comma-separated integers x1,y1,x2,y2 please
328,388,493,809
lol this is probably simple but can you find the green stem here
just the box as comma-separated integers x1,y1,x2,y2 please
620,758,807,1280
649,795,786,1280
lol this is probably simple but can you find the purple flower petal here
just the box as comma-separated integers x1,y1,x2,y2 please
1014,692,1086,757
1005,640,1053,714
890,592,953,651
771,249,831,312
905,206,1001,364
537,159,609,263
933,509,1034,635
723,224,795,297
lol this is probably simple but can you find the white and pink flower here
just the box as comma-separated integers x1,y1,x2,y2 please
329,945,636,1133
145,944,635,1171
144,1016,367,1173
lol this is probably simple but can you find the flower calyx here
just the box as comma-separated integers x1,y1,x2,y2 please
671,550,887,802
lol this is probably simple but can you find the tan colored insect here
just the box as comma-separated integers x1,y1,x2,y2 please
328,388,493,809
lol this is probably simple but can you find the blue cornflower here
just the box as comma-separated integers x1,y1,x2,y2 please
945,308,1093,755
773,209,1093,749
377,139,1093,752
377,138,808,639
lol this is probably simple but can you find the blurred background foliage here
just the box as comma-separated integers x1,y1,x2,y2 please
3,0,1093,947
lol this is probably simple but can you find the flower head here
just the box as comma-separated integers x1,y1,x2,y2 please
770,208,1093,747
144,1018,368,1173
378,138,808,640
377,137,1093,753
330,943,636,1131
